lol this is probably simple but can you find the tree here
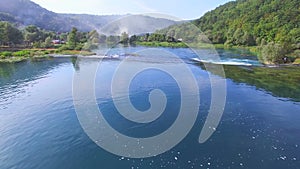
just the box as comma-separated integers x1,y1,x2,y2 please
259,42,289,64
288,28,300,44
43,36,53,48
0,22,23,45
129,35,137,44
233,28,244,45
144,33,150,41
82,30,101,51
24,25,42,43
120,32,129,44
241,32,256,46
67,27,78,50
88,30,100,43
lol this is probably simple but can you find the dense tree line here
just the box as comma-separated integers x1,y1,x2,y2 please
158,0,300,46
0,21,23,45
128,32,179,44
149,0,300,64
0,21,63,48
193,0,300,46
0,21,131,51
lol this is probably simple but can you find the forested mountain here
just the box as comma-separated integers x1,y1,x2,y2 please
154,0,300,64
194,0,300,45
0,12,17,23
159,0,300,46
0,0,176,33
0,0,89,31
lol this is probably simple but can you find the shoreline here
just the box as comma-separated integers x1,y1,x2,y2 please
134,42,300,65
0,48,96,63
1,46,299,67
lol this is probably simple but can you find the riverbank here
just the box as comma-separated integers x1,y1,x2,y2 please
0,49,96,63
135,41,227,49
136,41,259,52
135,41,300,65
136,41,188,48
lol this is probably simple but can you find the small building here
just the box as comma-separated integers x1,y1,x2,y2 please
52,40,65,44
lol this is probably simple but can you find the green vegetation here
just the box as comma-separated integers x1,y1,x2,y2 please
293,58,300,65
0,21,23,45
120,32,129,44
0,21,105,62
0,48,95,63
136,41,187,48
1,0,300,65
144,0,300,65
257,43,291,64
128,32,188,48
55,50,95,56
67,27,78,50
192,0,300,45
0,49,47,63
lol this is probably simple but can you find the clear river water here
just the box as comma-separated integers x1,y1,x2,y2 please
0,46,300,169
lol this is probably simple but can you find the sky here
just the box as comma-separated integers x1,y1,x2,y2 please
30,0,232,20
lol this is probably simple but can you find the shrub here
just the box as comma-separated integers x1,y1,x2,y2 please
293,58,300,64
74,44,84,50
33,42,42,48
258,42,289,64
82,42,98,51
58,45,70,51
13,50,31,57
0,51,13,57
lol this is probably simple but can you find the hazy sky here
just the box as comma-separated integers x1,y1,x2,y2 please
30,0,232,20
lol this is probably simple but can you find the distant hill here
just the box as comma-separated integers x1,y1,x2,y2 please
61,14,122,31
0,0,177,33
62,14,177,35
100,15,177,35
0,0,90,31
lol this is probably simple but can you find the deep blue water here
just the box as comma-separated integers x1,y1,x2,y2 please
0,47,299,169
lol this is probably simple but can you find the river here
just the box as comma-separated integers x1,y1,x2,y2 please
0,46,299,169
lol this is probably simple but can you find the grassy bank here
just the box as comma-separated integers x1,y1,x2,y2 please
0,49,95,63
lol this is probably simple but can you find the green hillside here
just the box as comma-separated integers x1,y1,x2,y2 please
193,0,300,45
155,0,300,64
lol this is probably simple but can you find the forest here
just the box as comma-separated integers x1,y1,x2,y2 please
0,22,125,49
1,0,300,64
136,0,300,64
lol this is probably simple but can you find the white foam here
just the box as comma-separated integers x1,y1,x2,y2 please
78,55,120,59
191,58,252,66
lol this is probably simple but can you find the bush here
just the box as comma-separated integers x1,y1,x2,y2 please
82,42,98,51
293,58,300,64
13,50,32,57
58,45,70,51
0,51,13,57
33,42,42,48
258,42,289,64
74,44,84,50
